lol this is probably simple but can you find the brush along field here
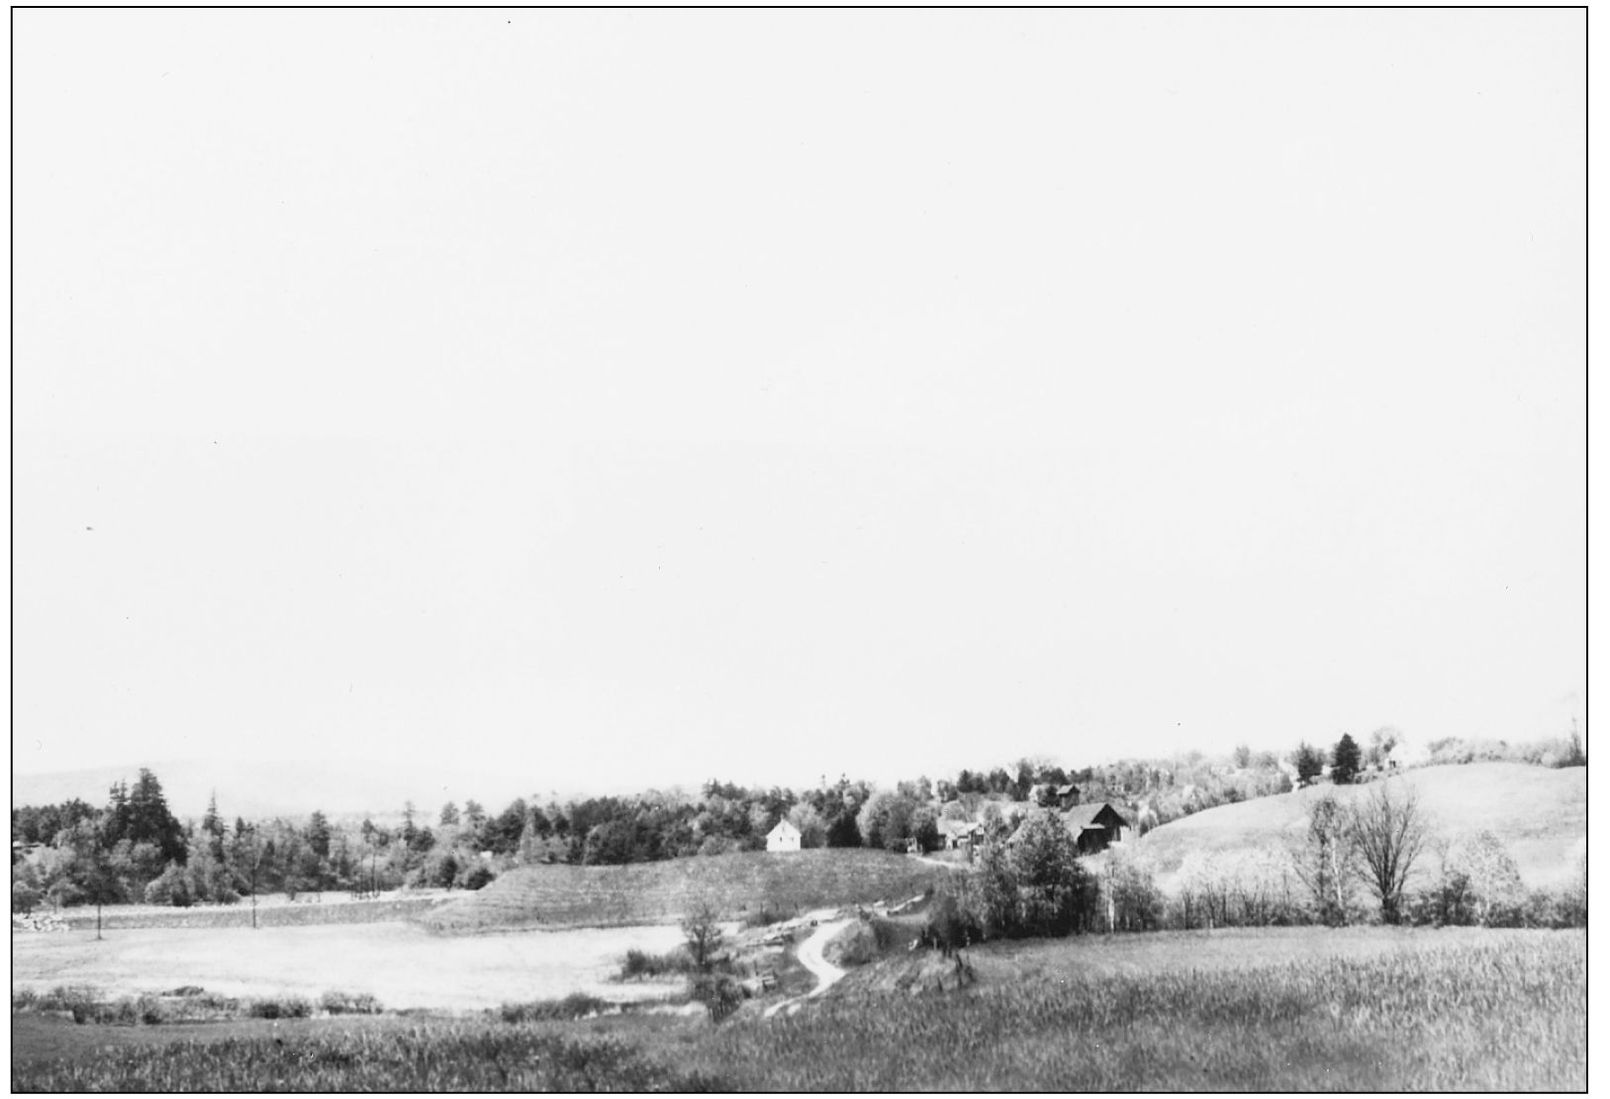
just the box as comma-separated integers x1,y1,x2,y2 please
12,921,689,1011
424,849,951,932
13,927,1584,1091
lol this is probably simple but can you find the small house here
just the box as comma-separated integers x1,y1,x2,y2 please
766,819,802,853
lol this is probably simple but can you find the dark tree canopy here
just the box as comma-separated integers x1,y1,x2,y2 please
1331,734,1362,785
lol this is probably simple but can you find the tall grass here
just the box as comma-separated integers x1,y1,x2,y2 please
11,930,1584,1091
12,1023,725,1092
686,931,1585,1091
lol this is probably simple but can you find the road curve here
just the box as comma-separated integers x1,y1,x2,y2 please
763,917,851,1019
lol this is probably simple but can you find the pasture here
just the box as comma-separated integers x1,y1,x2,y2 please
1134,763,1587,894
12,925,1584,1091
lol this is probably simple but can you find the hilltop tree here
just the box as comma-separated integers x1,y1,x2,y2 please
439,802,461,827
1331,734,1362,785
1292,743,1326,788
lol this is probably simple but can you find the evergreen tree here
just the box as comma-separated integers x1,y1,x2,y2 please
1293,743,1326,787
1331,734,1362,785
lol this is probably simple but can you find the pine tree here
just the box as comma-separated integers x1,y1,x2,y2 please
1331,734,1362,785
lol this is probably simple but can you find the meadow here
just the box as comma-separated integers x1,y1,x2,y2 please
12,927,1584,1091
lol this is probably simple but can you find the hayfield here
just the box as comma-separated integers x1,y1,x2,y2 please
12,928,1584,1091
423,849,950,933
1134,763,1586,893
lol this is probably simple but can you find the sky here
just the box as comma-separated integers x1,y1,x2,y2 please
13,10,1586,803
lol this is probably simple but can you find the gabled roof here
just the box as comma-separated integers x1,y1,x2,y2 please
1062,802,1129,832
938,819,983,838
767,819,801,838
1054,784,1079,797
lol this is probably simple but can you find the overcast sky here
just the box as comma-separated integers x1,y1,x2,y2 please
14,10,1585,798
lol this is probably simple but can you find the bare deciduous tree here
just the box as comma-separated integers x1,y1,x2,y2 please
1290,793,1357,926
1350,781,1429,924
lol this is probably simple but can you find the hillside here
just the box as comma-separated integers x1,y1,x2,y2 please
422,849,952,933
1131,763,1586,893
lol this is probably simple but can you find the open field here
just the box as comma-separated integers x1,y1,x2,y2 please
48,891,448,932
424,849,951,932
12,927,1584,1091
1134,763,1586,892
12,922,689,1011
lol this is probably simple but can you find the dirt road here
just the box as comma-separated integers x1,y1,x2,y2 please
763,914,850,1019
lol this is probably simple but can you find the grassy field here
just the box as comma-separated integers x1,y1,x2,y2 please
12,922,689,1011
1134,763,1586,892
423,849,950,933
12,927,1583,1091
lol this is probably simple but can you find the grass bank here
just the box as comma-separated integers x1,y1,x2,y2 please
423,849,948,933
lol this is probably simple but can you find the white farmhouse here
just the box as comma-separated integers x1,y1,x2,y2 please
766,819,802,853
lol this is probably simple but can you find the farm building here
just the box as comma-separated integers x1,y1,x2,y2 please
1062,802,1130,855
938,819,984,850
766,819,802,853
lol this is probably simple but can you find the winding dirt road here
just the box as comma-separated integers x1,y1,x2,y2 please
762,914,850,1019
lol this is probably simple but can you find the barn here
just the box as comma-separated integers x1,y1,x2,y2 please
1062,803,1130,855
766,819,802,853
938,819,984,850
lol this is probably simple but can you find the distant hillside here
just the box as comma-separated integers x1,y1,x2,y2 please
10,759,582,822
423,849,953,933
1132,763,1586,893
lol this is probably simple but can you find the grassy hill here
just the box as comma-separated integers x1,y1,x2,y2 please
422,849,952,933
1132,763,1585,893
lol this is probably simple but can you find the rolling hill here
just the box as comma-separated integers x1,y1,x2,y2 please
422,849,954,933
1131,762,1586,893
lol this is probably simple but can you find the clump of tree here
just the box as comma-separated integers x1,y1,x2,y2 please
924,810,1099,945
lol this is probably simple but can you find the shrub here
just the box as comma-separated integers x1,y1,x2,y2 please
691,974,744,1023
320,990,384,1015
144,863,195,908
247,996,313,1019
620,947,693,980
741,905,787,929
496,993,608,1023
12,880,41,914
822,920,880,967
461,865,495,891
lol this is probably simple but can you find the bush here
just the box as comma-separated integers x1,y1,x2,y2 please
496,993,609,1023
461,865,495,891
822,920,880,967
320,990,384,1015
691,974,744,1023
741,905,787,929
12,881,41,914
247,996,313,1020
620,947,693,980
144,863,195,908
